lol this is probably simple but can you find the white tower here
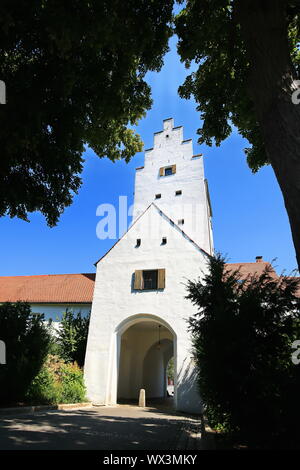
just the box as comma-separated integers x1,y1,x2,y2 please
133,118,213,255
84,119,214,414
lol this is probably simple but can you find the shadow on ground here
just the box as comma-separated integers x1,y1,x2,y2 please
0,403,201,450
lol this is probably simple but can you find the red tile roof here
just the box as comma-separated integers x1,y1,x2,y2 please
225,261,277,278
0,261,298,303
225,261,300,296
0,273,96,304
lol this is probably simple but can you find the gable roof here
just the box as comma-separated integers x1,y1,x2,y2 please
95,202,211,265
0,273,96,304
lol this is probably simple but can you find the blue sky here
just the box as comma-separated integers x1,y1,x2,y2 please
0,35,297,276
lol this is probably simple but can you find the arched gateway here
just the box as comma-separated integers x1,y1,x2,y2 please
115,314,176,406
84,119,214,414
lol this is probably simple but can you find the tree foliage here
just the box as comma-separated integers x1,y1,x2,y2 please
0,0,173,225
175,0,300,170
167,356,174,380
0,302,51,405
176,1,300,270
186,254,300,447
2,1,300,270
26,355,86,405
57,309,90,367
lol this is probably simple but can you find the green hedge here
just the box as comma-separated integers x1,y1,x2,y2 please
26,355,86,405
0,302,51,405
186,254,300,448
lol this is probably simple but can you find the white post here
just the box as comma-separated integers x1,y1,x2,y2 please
0,81,6,104
138,388,146,407
0,340,6,364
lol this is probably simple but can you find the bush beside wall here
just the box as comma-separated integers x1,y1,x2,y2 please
0,302,51,406
26,355,86,405
186,254,300,448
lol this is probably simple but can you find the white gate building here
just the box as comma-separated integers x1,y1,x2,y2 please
84,118,214,413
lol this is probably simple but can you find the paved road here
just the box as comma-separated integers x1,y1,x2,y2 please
0,405,202,450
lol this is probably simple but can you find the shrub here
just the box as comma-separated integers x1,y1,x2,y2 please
26,361,60,405
0,302,51,405
57,309,90,367
59,362,86,403
186,254,300,448
26,355,86,405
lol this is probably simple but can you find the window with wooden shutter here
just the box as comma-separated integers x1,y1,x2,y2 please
159,165,176,177
134,269,166,290
158,269,166,289
134,270,143,290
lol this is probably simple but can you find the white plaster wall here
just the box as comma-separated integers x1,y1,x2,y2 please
142,348,165,398
143,338,173,398
84,205,209,413
30,303,91,336
30,303,91,321
133,118,213,255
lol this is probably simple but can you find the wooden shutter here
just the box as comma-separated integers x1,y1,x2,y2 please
158,269,166,289
171,164,176,174
134,270,143,290
159,167,164,177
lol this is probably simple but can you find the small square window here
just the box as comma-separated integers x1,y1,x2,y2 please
175,190,182,196
161,237,167,245
155,194,161,199
143,270,158,290
159,165,176,177
178,219,184,225
136,239,141,247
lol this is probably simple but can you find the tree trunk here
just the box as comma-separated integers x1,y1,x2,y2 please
235,0,300,271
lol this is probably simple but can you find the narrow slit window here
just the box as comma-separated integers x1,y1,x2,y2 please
161,237,167,245
136,239,141,247
178,219,184,225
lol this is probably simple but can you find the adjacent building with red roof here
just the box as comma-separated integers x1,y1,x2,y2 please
0,273,95,321
0,257,298,323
